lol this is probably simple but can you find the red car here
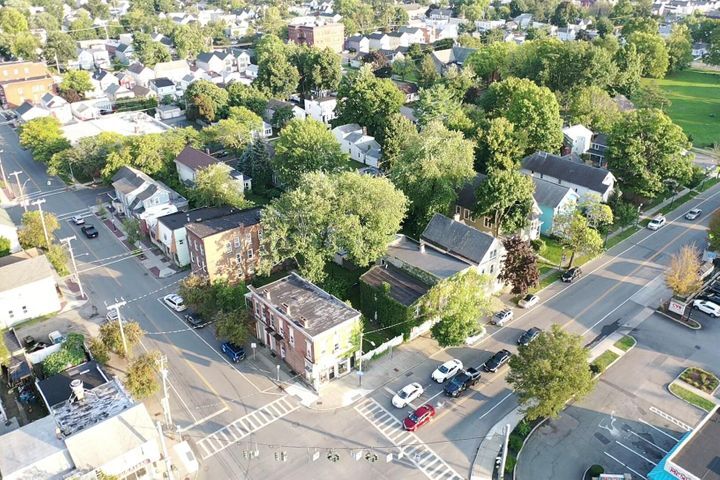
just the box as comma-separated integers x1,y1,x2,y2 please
403,404,436,432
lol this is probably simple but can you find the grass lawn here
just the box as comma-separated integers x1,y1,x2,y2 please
614,335,636,352
697,176,720,192
650,69,720,147
591,350,620,373
669,383,717,411
529,270,563,294
539,235,563,265
606,226,640,249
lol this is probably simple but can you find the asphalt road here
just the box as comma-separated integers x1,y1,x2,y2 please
5,120,720,480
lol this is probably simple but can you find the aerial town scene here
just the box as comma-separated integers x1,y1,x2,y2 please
0,0,720,478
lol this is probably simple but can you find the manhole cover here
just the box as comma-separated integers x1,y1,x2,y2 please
406,371,413,377
594,432,611,445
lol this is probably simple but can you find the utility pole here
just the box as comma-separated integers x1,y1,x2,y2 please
156,421,176,480
31,198,49,248
0,149,7,186
157,355,173,427
8,171,25,210
106,299,128,357
357,331,364,387
60,236,84,299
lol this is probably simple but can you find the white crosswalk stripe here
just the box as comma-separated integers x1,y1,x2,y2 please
354,399,464,480
196,396,299,460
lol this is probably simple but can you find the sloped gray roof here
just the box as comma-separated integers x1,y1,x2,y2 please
531,176,576,209
386,235,468,281
14,101,34,116
421,213,495,265
451,46,476,64
522,152,613,195
185,207,262,238
0,253,55,292
456,173,487,210
360,265,430,307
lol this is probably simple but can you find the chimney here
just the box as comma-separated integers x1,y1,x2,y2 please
453,213,460,222
70,379,84,401
419,241,426,254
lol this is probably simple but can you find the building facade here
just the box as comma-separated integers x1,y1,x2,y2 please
0,61,54,108
185,207,263,282
288,22,345,53
246,273,361,392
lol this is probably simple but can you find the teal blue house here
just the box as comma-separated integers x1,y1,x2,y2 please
531,176,579,234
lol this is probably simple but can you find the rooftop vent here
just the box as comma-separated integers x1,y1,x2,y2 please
70,379,85,402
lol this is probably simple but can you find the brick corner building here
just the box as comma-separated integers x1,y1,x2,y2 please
288,22,345,54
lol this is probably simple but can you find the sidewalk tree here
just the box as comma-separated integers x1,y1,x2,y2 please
473,169,535,237
18,117,70,164
179,275,216,318
335,64,405,138
99,320,144,358
260,171,407,283
499,237,540,295
46,244,69,276
192,164,253,209
390,120,475,237
125,351,160,399
423,270,494,347
272,118,348,188
507,325,594,420
581,194,614,229
48,132,124,182
666,245,702,297
122,218,141,245
214,309,250,345
59,70,93,101
554,211,604,268
18,210,60,249
607,109,693,199
708,210,720,251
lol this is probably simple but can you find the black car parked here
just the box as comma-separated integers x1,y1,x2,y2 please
517,327,541,346
561,267,582,283
483,350,512,373
81,225,99,238
697,293,720,305
443,368,482,397
184,310,206,328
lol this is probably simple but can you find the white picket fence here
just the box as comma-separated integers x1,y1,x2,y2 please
361,334,403,362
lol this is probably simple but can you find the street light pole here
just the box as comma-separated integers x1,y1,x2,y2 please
8,171,26,211
60,236,84,299
31,198,49,248
106,299,128,357
0,150,7,187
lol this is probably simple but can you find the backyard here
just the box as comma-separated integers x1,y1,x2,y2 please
649,68,720,147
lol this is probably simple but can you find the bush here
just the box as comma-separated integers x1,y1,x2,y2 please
508,433,524,452
88,337,109,364
588,464,604,476
46,243,69,276
530,238,545,252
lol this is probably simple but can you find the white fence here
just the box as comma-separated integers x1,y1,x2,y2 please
25,343,62,365
361,334,403,362
409,319,435,340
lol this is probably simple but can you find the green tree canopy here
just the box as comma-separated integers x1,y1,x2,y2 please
204,106,263,155
379,112,418,170
482,77,563,155
192,163,253,209
466,41,517,84
508,325,595,420
554,211,604,267
628,31,670,79
272,118,348,188
125,352,160,399
132,32,171,67
390,121,475,236
475,117,526,173
666,24,693,72
260,171,407,282
18,117,70,164
18,210,59,249
99,320,144,358
48,132,124,182
293,46,342,97
226,82,268,116
184,80,229,123
474,169,535,236
564,85,623,133
44,31,77,63
607,109,693,199
423,270,494,347
334,64,405,139
59,70,93,100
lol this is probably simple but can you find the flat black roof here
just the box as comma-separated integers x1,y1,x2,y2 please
673,407,720,479
37,361,108,408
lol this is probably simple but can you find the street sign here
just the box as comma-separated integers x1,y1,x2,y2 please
357,371,364,376
251,343,257,349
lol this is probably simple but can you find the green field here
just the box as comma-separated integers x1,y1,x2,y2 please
651,69,720,147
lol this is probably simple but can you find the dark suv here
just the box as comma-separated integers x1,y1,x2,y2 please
517,327,541,346
561,267,582,283
184,310,206,328
221,342,246,362
443,368,481,397
483,350,512,373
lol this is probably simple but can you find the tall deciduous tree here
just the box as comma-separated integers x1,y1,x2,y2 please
260,171,407,282
204,106,262,155
43,31,76,63
272,118,348,188
226,82,268,116
335,65,405,138
607,109,693,199
19,210,60,246
554,211,604,267
380,113,418,170
390,121,475,236
628,31,670,79
508,325,594,420
214,309,251,345
581,194,614,229
424,270,494,347
294,46,342,97
499,236,540,295
99,320,144,358
132,32,171,67
476,117,526,173
666,24,693,73
125,352,160,398
613,43,644,95
466,41,516,84
184,80,229,123
482,77,563,155
666,245,702,297
19,117,70,164
565,85,622,133
417,53,440,88
192,164,252,209
414,84,472,131
59,70,93,100
474,169,535,237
